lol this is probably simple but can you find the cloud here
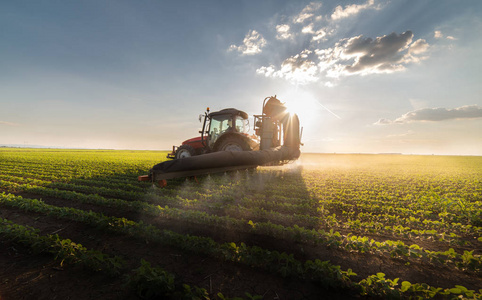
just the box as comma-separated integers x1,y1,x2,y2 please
407,39,429,55
259,30,429,83
312,28,332,41
230,2,429,86
403,38,429,63
301,24,333,42
229,30,267,55
0,121,20,126
276,24,292,40
374,105,482,125
322,31,430,77
289,3,331,42
302,24,315,34
294,2,322,23
341,31,414,73
256,50,319,84
331,0,376,20
373,118,394,125
434,30,456,40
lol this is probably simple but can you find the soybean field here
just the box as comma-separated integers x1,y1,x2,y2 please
0,148,481,299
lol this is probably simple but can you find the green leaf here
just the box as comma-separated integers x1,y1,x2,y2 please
454,285,468,292
401,281,411,292
449,288,462,294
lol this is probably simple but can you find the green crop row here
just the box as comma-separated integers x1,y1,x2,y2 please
0,217,237,299
353,211,480,236
149,187,480,243
5,170,478,248
1,190,480,273
1,192,479,299
0,192,356,288
357,272,481,299
0,173,146,194
0,217,125,275
2,173,480,245
2,178,480,271
3,157,480,232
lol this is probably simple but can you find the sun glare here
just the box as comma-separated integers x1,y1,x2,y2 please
282,89,341,126
282,90,320,127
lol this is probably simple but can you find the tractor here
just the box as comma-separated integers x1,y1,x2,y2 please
167,108,258,159
167,96,301,160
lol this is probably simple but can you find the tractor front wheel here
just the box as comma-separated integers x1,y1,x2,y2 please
175,144,196,159
216,136,251,152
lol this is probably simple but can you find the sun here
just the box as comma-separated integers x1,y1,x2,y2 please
281,90,319,127
281,89,341,125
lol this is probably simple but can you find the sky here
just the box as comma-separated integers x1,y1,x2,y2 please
1,0,482,155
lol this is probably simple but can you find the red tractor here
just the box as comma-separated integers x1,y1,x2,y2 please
167,96,301,160
167,108,258,159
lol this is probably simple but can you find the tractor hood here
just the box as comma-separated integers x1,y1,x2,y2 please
182,136,202,145
181,136,205,149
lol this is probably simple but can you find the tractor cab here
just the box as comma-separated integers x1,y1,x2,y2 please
167,108,255,159
204,108,249,149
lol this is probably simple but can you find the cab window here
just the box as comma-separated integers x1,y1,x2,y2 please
235,116,248,133
208,114,231,146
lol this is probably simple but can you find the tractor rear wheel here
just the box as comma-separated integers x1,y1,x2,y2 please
175,144,196,159
215,136,251,152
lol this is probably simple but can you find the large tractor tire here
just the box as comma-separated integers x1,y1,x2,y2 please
215,136,251,152
175,144,196,159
